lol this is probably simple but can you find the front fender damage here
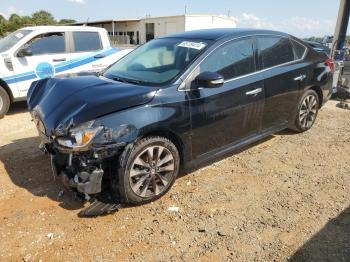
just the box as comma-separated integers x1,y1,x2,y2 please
46,124,138,202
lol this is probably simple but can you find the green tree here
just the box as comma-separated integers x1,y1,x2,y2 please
31,10,56,25
58,19,76,24
21,16,34,26
7,14,22,32
0,10,75,36
0,15,7,36
304,36,323,43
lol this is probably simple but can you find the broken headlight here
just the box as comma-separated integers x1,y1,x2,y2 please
56,120,103,150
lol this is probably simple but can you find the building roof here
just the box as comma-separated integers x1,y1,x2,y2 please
142,14,236,21
72,18,141,25
71,14,235,25
161,28,289,40
22,25,107,31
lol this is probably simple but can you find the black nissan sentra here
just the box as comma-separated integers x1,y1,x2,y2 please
28,29,333,204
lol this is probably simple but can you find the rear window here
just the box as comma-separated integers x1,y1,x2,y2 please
73,32,102,52
258,36,294,69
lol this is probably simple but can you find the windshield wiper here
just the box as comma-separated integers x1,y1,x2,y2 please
112,76,141,85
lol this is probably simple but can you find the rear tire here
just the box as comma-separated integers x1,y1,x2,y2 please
114,136,180,205
0,87,10,119
290,89,319,133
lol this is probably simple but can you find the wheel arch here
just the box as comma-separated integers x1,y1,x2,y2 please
139,129,185,166
308,85,323,108
0,78,14,102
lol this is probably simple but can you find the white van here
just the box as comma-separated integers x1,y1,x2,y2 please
0,26,132,118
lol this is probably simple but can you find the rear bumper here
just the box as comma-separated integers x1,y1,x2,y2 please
322,86,332,106
321,75,333,106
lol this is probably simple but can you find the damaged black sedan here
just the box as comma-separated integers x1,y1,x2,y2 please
28,29,333,204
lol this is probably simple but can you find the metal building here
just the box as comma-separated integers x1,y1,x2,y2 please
72,14,237,46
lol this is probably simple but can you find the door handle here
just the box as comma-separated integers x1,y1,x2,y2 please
94,54,106,59
246,88,262,96
294,74,306,81
53,58,66,62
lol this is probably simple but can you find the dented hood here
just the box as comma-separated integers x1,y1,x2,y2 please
27,76,157,136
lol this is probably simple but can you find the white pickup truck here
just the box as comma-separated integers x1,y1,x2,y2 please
0,26,132,118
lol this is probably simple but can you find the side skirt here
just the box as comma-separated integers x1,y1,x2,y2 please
184,123,288,171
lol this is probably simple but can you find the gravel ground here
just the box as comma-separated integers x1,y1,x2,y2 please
0,100,349,262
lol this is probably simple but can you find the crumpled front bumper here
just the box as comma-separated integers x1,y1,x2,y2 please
48,147,104,196
45,144,124,217
43,141,122,197
31,111,134,197
61,167,104,195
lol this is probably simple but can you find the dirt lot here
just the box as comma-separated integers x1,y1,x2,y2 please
0,100,349,262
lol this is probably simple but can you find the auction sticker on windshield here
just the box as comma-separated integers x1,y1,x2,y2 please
178,41,207,50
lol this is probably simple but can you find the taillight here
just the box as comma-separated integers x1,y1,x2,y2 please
326,58,334,74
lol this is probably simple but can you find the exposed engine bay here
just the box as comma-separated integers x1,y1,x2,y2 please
40,140,126,216
42,135,125,199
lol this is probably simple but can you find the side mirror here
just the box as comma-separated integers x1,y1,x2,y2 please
17,47,32,57
195,71,224,89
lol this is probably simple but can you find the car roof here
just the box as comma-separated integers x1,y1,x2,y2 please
161,28,290,41
21,25,106,32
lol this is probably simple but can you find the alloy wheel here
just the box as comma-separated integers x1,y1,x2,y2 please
299,94,318,129
129,145,175,198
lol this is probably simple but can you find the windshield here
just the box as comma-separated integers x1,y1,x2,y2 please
0,29,33,53
104,38,211,86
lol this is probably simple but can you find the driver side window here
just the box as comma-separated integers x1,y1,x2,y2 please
200,37,256,80
24,32,66,55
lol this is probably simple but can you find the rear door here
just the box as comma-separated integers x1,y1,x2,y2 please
60,31,106,75
188,37,265,157
257,36,308,131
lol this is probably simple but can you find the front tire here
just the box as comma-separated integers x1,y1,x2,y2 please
115,136,180,204
291,89,319,132
0,87,10,119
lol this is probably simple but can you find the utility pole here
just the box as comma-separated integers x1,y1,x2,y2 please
331,0,350,96
332,0,350,59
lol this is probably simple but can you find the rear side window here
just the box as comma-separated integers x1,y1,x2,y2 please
200,37,256,80
258,36,294,69
26,32,66,55
73,32,102,52
291,40,307,60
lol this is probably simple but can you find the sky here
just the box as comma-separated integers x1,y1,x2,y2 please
0,0,345,37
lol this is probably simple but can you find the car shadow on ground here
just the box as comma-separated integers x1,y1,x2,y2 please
6,101,28,115
1,134,281,213
277,129,298,136
0,136,85,211
1,128,300,216
289,206,350,262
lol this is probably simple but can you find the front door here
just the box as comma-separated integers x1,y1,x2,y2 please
12,32,69,97
187,37,265,158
